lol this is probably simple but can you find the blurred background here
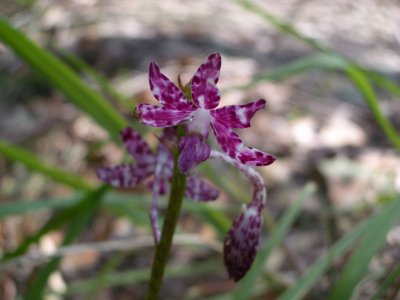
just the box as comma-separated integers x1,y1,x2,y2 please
1,0,400,299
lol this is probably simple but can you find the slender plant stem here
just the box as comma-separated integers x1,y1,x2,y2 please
146,155,187,300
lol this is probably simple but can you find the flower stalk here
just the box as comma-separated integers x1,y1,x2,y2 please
146,150,187,300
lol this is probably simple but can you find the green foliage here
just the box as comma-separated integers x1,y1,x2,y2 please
345,66,400,152
0,139,93,191
229,53,348,91
24,185,108,300
328,196,400,299
370,265,400,300
0,17,127,141
61,259,222,297
1,186,108,263
234,0,327,52
279,197,400,300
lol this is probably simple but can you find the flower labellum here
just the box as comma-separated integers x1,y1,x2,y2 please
210,150,267,281
178,134,211,173
224,203,263,282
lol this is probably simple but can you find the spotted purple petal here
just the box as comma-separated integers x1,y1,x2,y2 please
96,165,147,188
211,120,276,166
191,53,221,110
224,203,263,281
185,176,219,201
136,104,195,127
211,99,266,128
178,134,211,173
149,62,196,111
120,127,156,171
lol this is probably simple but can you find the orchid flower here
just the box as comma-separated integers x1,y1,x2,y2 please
97,127,219,242
136,53,276,173
211,150,266,282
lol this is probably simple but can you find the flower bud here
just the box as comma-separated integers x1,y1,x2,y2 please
223,204,263,281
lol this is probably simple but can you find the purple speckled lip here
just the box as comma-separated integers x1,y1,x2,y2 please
210,150,267,282
224,202,263,281
136,53,276,172
178,134,211,174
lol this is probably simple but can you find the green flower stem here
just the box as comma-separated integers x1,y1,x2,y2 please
146,154,187,300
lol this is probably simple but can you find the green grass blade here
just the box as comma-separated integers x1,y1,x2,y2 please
0,17,127,140
0,191,230,264
234,183,316,300
231,53,347,91
328,197,400,299
60,50,134,111
234,0,327,51
106,201,150,227
363,69,400,97
0,186,108,263
0,191,233,219
234,0,400,152
279,197,400,300
0,139,93,191
0,192,149,219
60,259,222,297
237,59,400,154
345,66,400,152
235,0,400,100
24,185,108,300
0,195,83,218
1,208,74,262
192,205,231,239
370,265,400,300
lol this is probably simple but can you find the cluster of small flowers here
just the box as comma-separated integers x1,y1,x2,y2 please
97,53,275,281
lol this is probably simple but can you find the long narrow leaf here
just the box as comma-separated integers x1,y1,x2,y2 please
234,183,315,300
0,17,127,140
60,259,222,297
60,50,133,111
235,0,400,101
363,70,400,97
345,66,400,152
328,196,400,299
234,0,327,51
193,205,231,239
234,0,400,153
370,265,400,300
279,197,400,300
230,53,347,91
0,192,233,219
0,139,93,191
1,186,108,263
24,185,108,300
0,194,83,218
